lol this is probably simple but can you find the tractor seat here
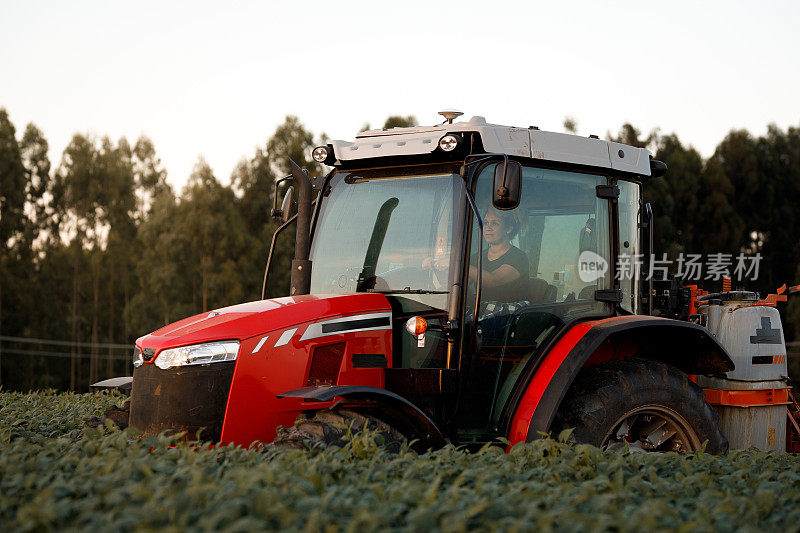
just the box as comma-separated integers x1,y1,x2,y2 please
528,278,557,303
578,286,596,300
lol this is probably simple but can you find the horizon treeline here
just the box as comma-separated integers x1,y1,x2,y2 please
1,110,799,391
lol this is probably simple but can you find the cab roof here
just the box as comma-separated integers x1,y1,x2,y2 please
329,114,654,176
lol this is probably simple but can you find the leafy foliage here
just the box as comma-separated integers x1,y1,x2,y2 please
3,391,800,531
383,115,418,129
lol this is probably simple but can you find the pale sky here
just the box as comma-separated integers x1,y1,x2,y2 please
2,1,798,191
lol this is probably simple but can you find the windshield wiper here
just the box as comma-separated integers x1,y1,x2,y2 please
356,197,400,292
366,288,450,294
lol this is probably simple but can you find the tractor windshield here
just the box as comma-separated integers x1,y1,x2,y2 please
310,168,464,311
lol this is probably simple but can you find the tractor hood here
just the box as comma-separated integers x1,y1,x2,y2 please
136,293,392,355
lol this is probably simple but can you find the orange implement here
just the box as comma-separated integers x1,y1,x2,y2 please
704,387,790,407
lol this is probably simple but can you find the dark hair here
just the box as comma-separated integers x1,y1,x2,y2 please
483,207,520,240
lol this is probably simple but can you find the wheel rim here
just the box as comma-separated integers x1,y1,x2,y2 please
602,404,702,453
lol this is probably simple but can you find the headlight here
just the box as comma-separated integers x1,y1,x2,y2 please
154,340,240,370
133,347,143,368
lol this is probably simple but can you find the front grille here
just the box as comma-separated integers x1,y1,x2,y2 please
129,361,236,442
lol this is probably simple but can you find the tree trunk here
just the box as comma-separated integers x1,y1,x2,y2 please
201,254,208,311
90,253,99,385
123,264,130,354
70,250,78,391
0,249,4,388
91,276,99,385
107,255,115,378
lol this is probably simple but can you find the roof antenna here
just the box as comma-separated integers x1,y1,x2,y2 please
438,109,464,124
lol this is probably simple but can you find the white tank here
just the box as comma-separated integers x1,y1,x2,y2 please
697,291,789,451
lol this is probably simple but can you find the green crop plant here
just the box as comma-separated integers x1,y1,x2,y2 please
2,391,800,532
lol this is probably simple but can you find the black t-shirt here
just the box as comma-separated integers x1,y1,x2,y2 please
473,246,529,303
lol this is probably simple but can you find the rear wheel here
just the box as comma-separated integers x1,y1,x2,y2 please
273,409,407,452
553,358,728,454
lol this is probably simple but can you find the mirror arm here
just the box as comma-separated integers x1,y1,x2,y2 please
497,158,509,196
262,212,297,300
271,175,292,219
462,153,508,171
262,198,319,300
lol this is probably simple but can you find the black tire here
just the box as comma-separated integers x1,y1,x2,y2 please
272,409,407,452
89,400,131,430
553,358,728,454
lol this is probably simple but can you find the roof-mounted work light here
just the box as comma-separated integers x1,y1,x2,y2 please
438,134,462,152
311,145,336,165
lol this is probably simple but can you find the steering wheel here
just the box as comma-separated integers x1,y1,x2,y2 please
328,267,361,293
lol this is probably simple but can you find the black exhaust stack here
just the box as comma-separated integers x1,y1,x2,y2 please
289,159,313,296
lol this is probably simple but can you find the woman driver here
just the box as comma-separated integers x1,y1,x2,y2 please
468,208,528,303
423,208,528,302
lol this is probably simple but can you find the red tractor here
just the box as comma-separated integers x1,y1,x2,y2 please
99,110,798,454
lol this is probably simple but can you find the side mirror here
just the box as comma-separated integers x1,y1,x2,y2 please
650,158,667,178
280,186,294,223
492,161,522,210
270,177,294,222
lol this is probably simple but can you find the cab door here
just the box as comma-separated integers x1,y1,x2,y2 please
456,164,614,442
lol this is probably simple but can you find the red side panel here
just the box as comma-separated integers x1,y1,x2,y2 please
220,299,393,446
506,316,627,446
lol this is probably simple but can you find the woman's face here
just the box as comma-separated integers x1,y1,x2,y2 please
483,212,510,245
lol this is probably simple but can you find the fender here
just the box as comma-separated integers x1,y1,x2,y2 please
90,376,133,393
278,385,448,449
508,315,735,444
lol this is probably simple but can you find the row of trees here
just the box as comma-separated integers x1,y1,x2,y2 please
1,109,798,391
0,110,417,391
606,122,800,294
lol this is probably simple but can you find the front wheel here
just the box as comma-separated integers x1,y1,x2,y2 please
89,400,130,430
272,409,407,452
553,358,728,454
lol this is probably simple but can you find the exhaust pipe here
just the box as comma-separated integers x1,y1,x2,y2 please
289,159,313,296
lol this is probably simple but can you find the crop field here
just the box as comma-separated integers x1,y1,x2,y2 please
2,391,800,532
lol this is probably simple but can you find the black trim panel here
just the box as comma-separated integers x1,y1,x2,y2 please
322,317,390,334
352,353,388,368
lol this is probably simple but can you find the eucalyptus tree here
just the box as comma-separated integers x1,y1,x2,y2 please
53,134,139,388
179,159,251,313
383,115,418,129
132,136,170,222
0,109,26,386
266,115,321,177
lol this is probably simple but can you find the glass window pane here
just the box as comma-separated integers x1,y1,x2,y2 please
310,172,461,311
471,166,612,309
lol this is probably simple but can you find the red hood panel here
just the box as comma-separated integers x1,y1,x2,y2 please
137,293,391,352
